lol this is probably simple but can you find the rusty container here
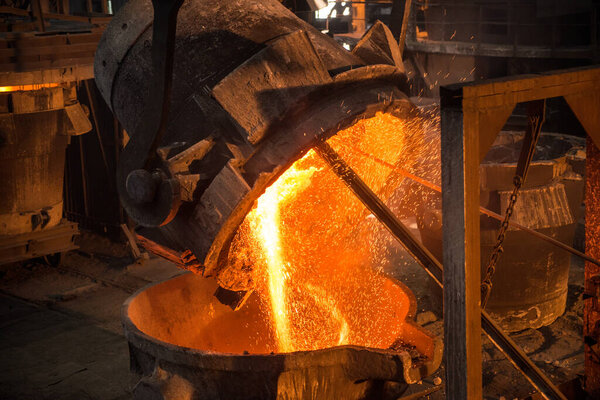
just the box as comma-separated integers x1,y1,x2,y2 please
0,84,90,237
96,0,443,397
123,272,442,400
418,131,585,332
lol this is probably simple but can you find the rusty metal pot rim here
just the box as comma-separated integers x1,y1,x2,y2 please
121,271,442,382
482,131,585,168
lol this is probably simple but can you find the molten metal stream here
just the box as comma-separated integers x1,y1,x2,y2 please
248,159,322,352
230,111,440,353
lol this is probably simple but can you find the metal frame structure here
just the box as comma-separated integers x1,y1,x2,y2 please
0,9,109,265
405,0,599,61
440,66,600,399
100,0,600,396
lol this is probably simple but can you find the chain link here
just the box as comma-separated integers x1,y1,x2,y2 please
480,176,522,308
480,108,544,308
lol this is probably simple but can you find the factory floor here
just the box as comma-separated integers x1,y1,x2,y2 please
0,232,586,400
387,240,586,400
0,233,184,400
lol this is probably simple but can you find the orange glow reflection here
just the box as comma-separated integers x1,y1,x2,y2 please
0,83,60,93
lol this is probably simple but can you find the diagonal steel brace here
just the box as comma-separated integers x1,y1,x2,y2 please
315,140,567,400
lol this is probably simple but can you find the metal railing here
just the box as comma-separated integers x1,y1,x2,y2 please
406,0,599,59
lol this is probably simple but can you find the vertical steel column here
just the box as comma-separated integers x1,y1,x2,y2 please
441,88,483,399
585,136,600,395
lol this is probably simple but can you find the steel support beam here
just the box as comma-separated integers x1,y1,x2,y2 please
440,98,483,399
585,137,600,395
315,141,566,400
440,65,600,399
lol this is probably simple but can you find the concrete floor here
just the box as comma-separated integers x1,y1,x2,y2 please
0,232,586,400
0,234,183,400
0,294,131,400
387,243,585,400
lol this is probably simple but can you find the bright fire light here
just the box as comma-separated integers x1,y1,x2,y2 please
228,110,441,353
247,156,321,352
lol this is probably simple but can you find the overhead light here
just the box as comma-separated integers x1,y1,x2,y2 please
306,0,328,10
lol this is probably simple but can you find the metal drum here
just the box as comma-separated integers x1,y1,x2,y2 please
0,85,89,237
418,131,585,331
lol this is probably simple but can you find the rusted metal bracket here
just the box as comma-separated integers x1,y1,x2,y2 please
116,0,185,227
135,234,203,274
315,140,567,400
584,275,600,308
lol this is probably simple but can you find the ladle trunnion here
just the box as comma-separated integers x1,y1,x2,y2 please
96,0,443,399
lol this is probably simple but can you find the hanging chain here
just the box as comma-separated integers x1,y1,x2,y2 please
481,101,545,309
480,176,522,308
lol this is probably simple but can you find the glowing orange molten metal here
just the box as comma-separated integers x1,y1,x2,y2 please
230,111,439,353
247,159,322,352
0,83,60,92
